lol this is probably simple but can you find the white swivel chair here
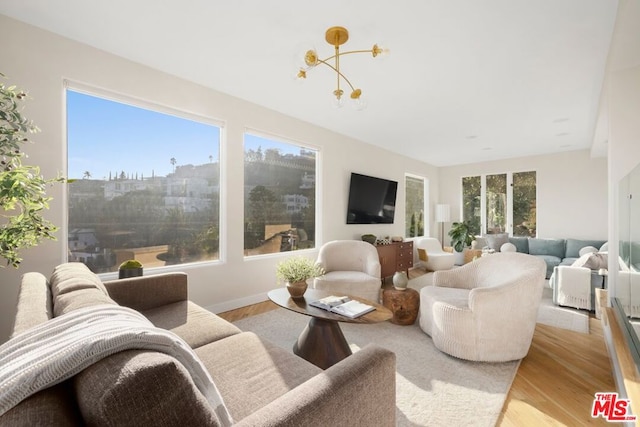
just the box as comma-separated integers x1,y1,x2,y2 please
415,237,455,271
313,240,382,303
419,252,546,362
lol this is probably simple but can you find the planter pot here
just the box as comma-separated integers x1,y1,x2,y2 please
393,271,409,290
119,267,143,279
454,249,466,266
286,280,308,299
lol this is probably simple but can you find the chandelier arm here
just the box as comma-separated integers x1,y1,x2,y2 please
334,49,376,56
315,59,357,92
318,49,375,63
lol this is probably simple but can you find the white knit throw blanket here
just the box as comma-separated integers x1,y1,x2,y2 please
0,304,233,426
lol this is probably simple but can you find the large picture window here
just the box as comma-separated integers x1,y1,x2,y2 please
405,174,426,238
462,171,536,237
244,132,317,256
66,88,221,272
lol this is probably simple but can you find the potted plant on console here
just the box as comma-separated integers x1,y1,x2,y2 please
448,221,475,266
276,256,324,299
118,259,143,279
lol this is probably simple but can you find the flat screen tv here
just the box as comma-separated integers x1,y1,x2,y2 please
346,173,398,224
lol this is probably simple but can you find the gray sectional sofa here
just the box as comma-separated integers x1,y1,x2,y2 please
474,236,607,278
1,263,396,426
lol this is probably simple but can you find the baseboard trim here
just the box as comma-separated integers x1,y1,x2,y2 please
204,293,268,314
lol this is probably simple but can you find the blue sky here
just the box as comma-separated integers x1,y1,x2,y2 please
67,90,221,180
67,90,312,180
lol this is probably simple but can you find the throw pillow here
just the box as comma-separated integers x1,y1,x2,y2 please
579,246,598,257
485,233,509,251
528,238,565,259
508,237,529,253
500,242,517,253
572,252,608,270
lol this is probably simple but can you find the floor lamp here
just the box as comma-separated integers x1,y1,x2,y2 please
435,204,451,249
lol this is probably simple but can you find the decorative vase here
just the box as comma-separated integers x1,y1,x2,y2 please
392,271,408,291
286,280,308,298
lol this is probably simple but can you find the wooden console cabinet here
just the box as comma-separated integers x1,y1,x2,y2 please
376,241,414,280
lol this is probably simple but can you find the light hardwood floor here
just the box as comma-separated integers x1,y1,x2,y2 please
218,269,616,426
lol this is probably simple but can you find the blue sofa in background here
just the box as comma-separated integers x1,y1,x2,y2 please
473,236,607,278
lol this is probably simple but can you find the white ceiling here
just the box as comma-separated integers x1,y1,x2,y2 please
0,0,628,166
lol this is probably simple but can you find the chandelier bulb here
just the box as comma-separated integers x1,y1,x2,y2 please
351,90,368,111
332,89,345,109
304,49,319,67
372,43,390,59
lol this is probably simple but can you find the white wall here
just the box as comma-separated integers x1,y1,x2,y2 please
439,150,608,240
0,15,439,342
609,66,640,183
607,64,640,298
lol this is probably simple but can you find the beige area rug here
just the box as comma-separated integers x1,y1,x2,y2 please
408,271,590,334
234,308,519,426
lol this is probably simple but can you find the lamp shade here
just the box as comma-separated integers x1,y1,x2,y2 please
435,204,450,223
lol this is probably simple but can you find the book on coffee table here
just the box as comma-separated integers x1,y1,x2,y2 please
310,295,375,318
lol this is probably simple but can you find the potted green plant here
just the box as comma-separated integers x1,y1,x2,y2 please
276,256,324,299
0,73,64,268
118,259,143,279
448,221,476,265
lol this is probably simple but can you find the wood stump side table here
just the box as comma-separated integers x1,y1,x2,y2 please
382,288,420,325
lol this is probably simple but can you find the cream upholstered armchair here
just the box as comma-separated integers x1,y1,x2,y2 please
313,240,382,303
415,237,455,271
419,252,546,362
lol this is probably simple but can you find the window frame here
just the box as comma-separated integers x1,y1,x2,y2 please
64,80,226,276
242,128,321,259
404,173,429,239
461,170,537,237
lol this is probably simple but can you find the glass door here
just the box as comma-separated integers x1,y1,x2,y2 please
485,174,506,234
512,171,537,237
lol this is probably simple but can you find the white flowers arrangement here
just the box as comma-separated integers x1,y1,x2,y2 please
276,256,324,283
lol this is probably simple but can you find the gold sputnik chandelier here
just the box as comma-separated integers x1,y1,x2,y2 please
296,26,387,109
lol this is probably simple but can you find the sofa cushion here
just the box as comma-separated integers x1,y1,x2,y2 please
485,233,509,251
0,382,82,426
565,239,607,259
528,238,565,259
535,255,562,279
141,301,241,349
74,349,224,427
572,252,608,270
11,272,53,337
508,237,529,254
54,288,117,317
195,332,322,422
579,246,599,256
50,262,108,299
